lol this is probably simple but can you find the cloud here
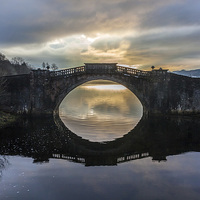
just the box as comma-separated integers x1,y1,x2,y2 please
84,26,200,69
1,0,200,70
140,1,200,29
0,0,187,45
91,36,122,51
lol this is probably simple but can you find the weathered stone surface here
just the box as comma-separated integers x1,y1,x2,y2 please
0,74,31,114
0,64,200,116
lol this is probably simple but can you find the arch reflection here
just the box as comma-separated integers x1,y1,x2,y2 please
59,80,143,142
0,115,200,168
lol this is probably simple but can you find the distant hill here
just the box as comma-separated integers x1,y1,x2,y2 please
0,53,31,76
0,60,31,76
172,69,200,78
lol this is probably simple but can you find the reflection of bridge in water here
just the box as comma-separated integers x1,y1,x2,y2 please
52,152,150,166
0,115,200,167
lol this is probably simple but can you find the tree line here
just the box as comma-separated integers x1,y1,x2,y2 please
0,52,32,76
41,62,58,71
0,52,59,77
0,52,31,67
0,52,59,97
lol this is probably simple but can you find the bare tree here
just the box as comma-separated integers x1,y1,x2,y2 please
42,62,46,70
11,57,25,65
0,53,7,61
46,62,50,70
51,63,58,71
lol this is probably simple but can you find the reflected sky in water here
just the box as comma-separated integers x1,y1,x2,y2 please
1,153,200,200
0,113,200,199
59,80,143,141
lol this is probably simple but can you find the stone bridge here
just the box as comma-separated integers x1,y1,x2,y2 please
0,63,200,116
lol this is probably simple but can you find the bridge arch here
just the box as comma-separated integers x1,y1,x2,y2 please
53,75,147,116
2,63,200,116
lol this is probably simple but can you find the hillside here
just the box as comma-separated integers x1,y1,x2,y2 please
0,53,31,76
0,60,31,76
172,69,200,78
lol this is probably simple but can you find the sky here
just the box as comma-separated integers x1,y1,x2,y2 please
1,0,200,71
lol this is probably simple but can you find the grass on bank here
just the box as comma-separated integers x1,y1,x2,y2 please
0,111,18,128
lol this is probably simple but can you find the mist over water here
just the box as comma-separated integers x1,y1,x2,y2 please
59,80,143,141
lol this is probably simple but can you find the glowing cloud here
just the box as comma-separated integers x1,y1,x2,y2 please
1,0,200,71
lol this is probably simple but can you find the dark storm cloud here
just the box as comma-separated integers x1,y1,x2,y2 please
1,0,194,45
140,1,200,29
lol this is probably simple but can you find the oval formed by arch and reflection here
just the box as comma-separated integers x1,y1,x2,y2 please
59,80,143,142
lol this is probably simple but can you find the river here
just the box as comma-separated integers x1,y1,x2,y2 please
59,80,143,141
0,80,200,200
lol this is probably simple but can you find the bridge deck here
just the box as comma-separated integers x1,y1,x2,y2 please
49,65,150,78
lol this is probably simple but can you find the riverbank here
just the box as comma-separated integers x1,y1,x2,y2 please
0,111,18,128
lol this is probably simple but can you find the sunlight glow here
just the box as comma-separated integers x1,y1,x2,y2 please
49,39,64,45
82,84,127,91
81,34,103,43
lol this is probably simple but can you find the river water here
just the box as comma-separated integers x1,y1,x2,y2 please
59,80,143,141
0,80,200,200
